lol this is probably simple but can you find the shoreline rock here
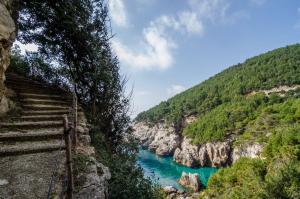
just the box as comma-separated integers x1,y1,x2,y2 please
133,121,264,168
177,172,201,192
133,121,180,156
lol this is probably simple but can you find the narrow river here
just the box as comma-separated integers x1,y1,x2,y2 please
138,149,218,190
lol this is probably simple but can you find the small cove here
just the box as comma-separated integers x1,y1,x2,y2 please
138,149,218,190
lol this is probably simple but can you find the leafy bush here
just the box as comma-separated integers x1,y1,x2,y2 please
204,158,267,199
90,130,165,199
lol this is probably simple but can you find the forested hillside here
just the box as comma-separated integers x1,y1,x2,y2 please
136,44,300,124
136,44,300,144
135,44,300,198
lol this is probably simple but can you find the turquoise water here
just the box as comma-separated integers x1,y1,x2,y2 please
138,149,218,190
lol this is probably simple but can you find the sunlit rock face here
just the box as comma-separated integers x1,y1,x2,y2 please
174,139,232,168
0,0,16,115
133,121,181,156
173,137,200,168
133,120,233,168
232,143,264,163
178,172,202,192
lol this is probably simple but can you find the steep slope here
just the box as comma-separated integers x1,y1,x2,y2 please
136,44,300,125
133,44,300,169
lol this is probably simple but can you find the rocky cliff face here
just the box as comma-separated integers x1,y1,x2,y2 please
0,0,16,115
133,120,263,168
133,121,180,156
173,137,232,168
232,143,264,163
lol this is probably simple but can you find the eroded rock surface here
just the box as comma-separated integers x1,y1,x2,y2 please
133,120,233,167
173,138,199,167
0,0,16,116
133,121,180,156
178,172,201,192
75,113,111,199
232,143,263,163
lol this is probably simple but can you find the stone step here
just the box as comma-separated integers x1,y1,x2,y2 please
21,98,70,106
22,110,70,116
22,104,70,111
0,140,65,156
13,115,68,122
19,92,71,100
12,88,62,95
0,129,63,142
0,121,63,130
0,151,65,198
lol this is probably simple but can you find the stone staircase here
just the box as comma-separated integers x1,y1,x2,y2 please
0,73,75,198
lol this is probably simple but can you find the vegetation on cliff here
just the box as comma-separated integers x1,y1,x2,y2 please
135,45,300,198
203,124,300,199
136,45,300,145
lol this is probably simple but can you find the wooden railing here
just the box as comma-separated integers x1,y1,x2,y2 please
47,91,77,199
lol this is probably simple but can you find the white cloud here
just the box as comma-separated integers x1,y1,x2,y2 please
108,0,128,27
112,0,248,71
188,0,230,22
179,11,204,34
167,85,186,96
112,20,176,70
153,12,204,35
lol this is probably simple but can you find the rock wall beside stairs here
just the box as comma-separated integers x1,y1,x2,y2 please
0,0,16,116
74,112,111,199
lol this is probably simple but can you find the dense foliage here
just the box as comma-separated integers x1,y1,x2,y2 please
136,44,300,145
203,124,300,199
14,1,162,198
134,45,300,198
136,44,300,124
90,129,165,199
17,0,130,148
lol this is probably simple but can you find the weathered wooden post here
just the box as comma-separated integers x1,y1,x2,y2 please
63,115,74,199
72,92,78,149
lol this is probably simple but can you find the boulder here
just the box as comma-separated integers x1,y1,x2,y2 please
178,172,201,192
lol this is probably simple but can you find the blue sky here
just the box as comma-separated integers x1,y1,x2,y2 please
108,0,300,117
17,0,300,117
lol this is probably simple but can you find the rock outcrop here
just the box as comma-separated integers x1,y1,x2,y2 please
232,143,263,163
0,0,16,116
173,138,199,167
173,139,231,168
133,119,266,168
133,120,233,168
178,172,201,192
133,121,180,156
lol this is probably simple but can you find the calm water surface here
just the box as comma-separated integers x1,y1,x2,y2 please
138,149,218,190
